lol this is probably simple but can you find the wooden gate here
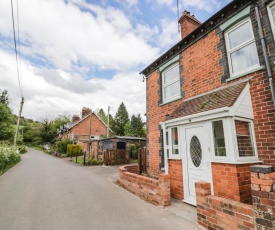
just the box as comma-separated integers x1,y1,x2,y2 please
104,149,130,166
138,148,146,175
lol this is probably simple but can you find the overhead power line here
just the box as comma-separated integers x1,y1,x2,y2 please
11,0,24,145
16,0,23,96
10,0,23,98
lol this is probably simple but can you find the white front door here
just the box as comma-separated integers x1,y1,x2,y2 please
183,125,212,206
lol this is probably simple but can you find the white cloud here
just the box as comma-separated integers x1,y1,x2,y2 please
0,50,145,121
157,18,181,50
0,0,159,73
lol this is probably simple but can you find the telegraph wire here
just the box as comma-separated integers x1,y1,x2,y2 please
10,0,23,98
16,0,23,96
11,0,24,145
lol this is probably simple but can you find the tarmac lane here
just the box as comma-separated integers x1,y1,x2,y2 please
0,148,203,230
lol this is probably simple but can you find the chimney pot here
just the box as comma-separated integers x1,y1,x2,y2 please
72,115,80,122
178,11,202,39
81,107,92,118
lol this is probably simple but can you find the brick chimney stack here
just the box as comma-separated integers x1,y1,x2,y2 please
72,115,80,122
81,107,92,118
178,11,201,39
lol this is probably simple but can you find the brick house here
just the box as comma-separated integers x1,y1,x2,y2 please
141,0,275,206
57,107,112,156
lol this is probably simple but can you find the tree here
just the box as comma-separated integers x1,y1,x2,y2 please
131,114,146,137
0,90,14,141
40,114,71,144
40,119,54,143
0,90,10,105
0,104,14,140
124,121,135,137
124,114,146,137
113,102,129,136
56,139,71,154
97,108,107,124
51,114,70,133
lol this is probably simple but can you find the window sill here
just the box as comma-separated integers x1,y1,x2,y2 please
211,160,262,165
226,66,264,82
168,156,181,160
160,95,183,106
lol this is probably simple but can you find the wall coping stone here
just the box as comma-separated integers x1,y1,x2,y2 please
250,165,274,174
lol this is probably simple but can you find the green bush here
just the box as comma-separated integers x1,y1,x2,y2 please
67,144,82,159
18,145,27,154
56,139,71,154
87,158,104,166
130,144,140,159
97,160,104,165
0,146,21,175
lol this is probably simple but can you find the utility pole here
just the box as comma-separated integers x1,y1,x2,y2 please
107,106,110,138
14,97,24,145
88,111,92,159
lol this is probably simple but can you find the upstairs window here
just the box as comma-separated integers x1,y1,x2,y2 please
162,63,180,103
225,18,259,77
268,1,275,40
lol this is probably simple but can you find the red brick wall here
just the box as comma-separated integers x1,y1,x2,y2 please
181,31,224,98
146,30,224,177
119,165,171,207
250,165,275,229
168,160,183,200
196,181,254,230
72,113,107,137
212,163,258,204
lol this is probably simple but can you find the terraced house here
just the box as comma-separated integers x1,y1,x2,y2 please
141,0,275,206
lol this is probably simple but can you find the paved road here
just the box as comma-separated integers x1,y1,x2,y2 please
0,148,202,230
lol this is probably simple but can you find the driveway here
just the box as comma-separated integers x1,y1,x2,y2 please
0,148,202,230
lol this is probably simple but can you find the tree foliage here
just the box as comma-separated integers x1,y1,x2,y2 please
40,115,71,144
112,102,129,136
56,139,71,154
125,114,146,137
0,90,14,141
97,108,107,124
67,144,82,162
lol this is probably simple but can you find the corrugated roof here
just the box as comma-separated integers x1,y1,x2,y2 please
166,81,247,121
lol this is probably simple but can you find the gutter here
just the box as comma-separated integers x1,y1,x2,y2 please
255,3,275,110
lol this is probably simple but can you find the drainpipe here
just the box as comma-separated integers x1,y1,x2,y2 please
255,4,275,110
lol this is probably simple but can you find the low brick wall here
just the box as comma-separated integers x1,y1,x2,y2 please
212,163,257,204
119,165,171,207
196,182,254,230
250,165,275,230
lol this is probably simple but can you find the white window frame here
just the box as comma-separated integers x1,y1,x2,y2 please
162,63,181,104
166,126,181,160
210,118,232,163
267,1,275,41
164,130,169,161
225,18,260,78
232,117,258,163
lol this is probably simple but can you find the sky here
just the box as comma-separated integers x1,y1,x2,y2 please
0,0,231,122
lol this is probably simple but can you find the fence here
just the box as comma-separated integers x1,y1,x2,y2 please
138,148,146,175
104,149,130,166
